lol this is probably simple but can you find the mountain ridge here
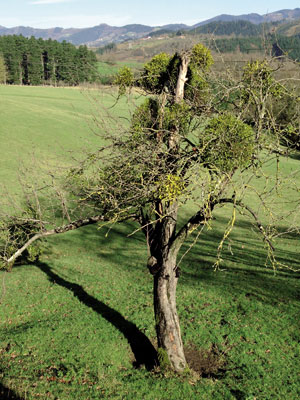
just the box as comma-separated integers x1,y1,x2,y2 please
1,8,300,47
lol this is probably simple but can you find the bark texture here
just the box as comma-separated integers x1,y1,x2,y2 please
175,53,190,104
148,52,192,372
153,252,186,371
149,203,187,371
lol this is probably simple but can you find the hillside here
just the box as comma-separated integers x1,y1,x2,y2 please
190,20,269,36
1,8,300,46
276,19,300,36
0,25,80,40
95,31,300,74
0,84,299,400
0,85,132,190
0,23,183,47
193,8,300,27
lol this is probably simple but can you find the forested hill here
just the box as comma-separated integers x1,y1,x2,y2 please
190,20,273,36
204,35,300,61
142,20,300,62
0,35,97,86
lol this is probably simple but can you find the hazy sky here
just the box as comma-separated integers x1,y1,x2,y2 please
1,0,300,28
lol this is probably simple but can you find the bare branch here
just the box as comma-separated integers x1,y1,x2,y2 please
4,214,106,267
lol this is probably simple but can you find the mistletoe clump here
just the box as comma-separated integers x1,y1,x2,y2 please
200,114,255,173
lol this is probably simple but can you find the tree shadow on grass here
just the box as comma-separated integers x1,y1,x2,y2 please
178,215,300,304
36,262,158,371
288,151,300,161
43,216,299,307
0,383,23,400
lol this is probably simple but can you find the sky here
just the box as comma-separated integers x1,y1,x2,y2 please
1,0,300,29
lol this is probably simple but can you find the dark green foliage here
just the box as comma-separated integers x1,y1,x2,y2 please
76,45,98,83
148,29,173,38
208,37,264,54
96,42,116,55
202,34,300,61
140,53,171,93
272,35,300,61
192,20,265,37
0,35,97,86
163,102,192,136
0,53,7,83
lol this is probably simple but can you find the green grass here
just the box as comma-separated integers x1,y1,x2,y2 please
0,84,133,190
97,61,144,83
0,85,300,399
1,219,299,399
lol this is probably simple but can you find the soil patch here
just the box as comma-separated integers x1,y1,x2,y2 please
185,344,226,377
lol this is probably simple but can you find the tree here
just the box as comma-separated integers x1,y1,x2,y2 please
26,37,44,85
0,54,7,84
1,35,23,84
76,45,98,83
1,44,299,372
0,35,98,86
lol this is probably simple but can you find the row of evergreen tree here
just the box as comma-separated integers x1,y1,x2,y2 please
0,35,98,86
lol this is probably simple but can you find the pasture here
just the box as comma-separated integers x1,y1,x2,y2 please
0,85,299,399
0,85,132,191
97,61,144,83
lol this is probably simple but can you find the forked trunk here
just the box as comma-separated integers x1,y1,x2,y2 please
153,250,187,372
149,52,191,372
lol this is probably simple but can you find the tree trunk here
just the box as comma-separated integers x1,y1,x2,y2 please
148,51,192,372
148,202,187,372
175,52,190,104
153,249,187,372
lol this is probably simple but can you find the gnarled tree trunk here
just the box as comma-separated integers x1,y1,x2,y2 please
148,202,187,372
153,249,186,371
147,52,192,372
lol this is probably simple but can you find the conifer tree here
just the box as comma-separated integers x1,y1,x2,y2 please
0,35,97,86
0,54,7,84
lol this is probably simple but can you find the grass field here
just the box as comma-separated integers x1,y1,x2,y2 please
0,84,133,191
97,61,144,84
0,85,300,400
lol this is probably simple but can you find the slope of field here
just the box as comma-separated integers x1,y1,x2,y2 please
0,85,299,399
97,60,144,83
96,35,266,74
0,85,131,191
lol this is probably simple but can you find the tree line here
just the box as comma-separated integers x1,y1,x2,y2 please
0,35,98,86
201,35,300,61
